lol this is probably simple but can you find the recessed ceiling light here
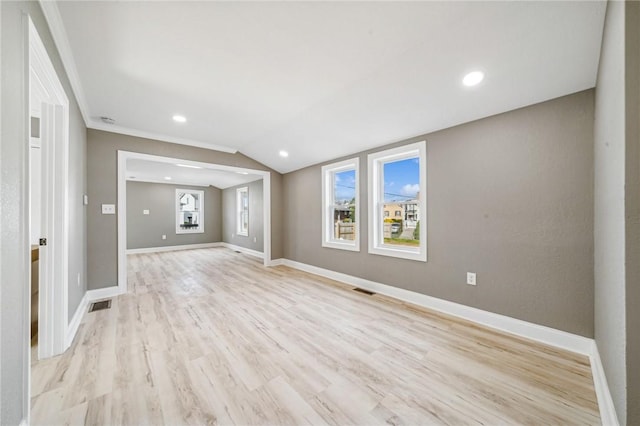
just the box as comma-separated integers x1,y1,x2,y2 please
172,115,187,123
462,71,484,87
279,150,289,158
164,176,172,180
176,164,202,169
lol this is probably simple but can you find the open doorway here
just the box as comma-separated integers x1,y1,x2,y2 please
28,17,70,363
117,151,271,296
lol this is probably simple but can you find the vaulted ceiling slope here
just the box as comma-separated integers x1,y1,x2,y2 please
46,1,606,173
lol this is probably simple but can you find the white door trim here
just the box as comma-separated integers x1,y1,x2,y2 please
117,151,273,292
29,17,70,360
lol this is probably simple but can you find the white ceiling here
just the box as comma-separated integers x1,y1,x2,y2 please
126,159,262,189
50,1,606,173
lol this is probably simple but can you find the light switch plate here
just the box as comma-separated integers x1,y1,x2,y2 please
143,209,150,215
101,204,116,214
83,194,89,206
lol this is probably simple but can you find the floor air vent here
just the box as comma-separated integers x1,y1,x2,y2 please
89,299,112,312
353,288,376,296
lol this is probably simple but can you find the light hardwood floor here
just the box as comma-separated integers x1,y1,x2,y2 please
31,247,600,425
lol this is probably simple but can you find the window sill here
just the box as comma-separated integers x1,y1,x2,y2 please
322,240,360,252
176,229,205,235
368,245,426,262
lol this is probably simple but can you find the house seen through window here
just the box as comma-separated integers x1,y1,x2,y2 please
322,158,360,251
176,189,204,234
368,141,426,261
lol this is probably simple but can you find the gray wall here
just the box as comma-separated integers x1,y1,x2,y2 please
87,129,283,290
222,179,264,252
127,181,222,249
594,1,627,423
283,90,594,337
1,1,87,424
625,3,640,424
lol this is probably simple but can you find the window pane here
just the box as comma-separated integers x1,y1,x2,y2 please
332,169,356,241
237,187,249,235
176,189,204,233
382,157,420,247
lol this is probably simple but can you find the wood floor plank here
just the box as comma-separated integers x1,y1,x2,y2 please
31,247,600,425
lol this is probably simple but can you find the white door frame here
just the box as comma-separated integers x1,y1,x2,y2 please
117,151,273,293
28,17,70,360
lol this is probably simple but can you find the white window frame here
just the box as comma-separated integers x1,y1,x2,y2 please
236,186,249,236
368,141,427,262
176,188,205,234
321,157,360,251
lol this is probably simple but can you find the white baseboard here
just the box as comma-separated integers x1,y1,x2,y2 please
126,242,222,254
276,258,618,424
86,286,122,301
65,292,89,348
220,242,264,259
278,259,593,355
589,341,620,425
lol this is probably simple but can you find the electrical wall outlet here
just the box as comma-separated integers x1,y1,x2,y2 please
467,272,477,286
83,194,89,206
77,272,81,287
253,237,257,243
101,204,116,214
162,234,166,240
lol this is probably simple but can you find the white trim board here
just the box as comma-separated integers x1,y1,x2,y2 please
273,258,618,425
38,0,90,125
278,258,593,354
590,342,620,425
29,16,71,362
39,1,238,156
90,121,237,154
126,242,222,255
220,243,264,259
65,293,88,348
86,286,123,302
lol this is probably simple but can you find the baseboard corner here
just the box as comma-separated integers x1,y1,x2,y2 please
86,286,122,302
589,341,620,426
65,292,89,349
220,242,264,259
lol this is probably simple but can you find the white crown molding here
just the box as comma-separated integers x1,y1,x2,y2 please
89,121,238,154
39,0,91,125
39,1,239,155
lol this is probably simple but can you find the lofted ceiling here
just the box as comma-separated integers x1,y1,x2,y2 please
126,158,262,189
46,1,606,173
